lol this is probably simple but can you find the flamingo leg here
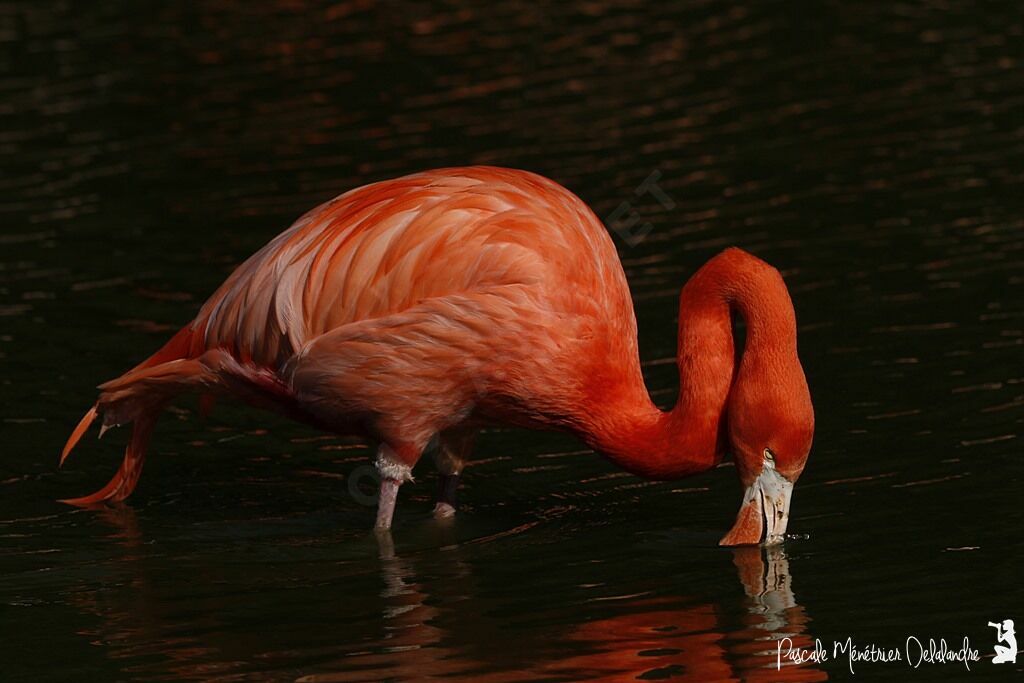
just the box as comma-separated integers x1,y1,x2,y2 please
374,443,414,529
375,478,401,529
431,429,474,519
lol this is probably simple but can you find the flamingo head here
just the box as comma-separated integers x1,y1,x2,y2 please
719,358,814,546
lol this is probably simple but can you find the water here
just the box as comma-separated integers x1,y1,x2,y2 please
2,1,1022,680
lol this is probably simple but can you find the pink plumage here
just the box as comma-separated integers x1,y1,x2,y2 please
61,166,814,545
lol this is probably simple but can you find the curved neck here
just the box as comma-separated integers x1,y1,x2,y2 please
578,248,797,480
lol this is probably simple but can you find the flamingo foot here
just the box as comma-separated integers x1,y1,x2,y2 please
433,502,456,518
433,472,459,519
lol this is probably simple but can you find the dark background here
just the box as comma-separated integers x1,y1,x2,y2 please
1,1,1022,680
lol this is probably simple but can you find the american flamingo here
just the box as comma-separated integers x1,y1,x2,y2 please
60,166,813,544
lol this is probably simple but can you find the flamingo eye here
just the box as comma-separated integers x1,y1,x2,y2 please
764,447,776,462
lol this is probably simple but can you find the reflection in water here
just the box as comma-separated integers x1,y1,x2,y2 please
69,507,227,681
71,513,824,682
735,545,796,628
729,546,823,682
541,546,824,683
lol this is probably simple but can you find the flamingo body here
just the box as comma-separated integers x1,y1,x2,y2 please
61,167,814,544
199,167,639,450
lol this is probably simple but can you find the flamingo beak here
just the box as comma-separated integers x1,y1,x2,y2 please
719,455,794,546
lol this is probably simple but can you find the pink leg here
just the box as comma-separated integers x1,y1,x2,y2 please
375,478,401,529
374,443,414,530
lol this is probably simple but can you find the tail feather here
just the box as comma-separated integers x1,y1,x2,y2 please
59,326,297,507
60,405,98,467
59,412,158,506
59,325,203,507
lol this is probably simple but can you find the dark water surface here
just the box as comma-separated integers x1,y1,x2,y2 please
2,1,1022,680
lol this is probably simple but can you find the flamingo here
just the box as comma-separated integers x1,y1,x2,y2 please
60,166,813,545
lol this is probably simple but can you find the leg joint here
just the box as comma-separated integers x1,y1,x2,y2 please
375,448,414,483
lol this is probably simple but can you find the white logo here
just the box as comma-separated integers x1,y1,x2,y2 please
988,619,1017,664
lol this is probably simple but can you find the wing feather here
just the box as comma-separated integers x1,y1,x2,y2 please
191,167,632,370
